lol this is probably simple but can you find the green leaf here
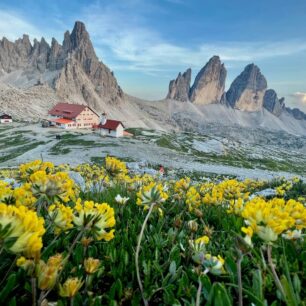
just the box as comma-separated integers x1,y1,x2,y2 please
8,297,16,306
293,274,301,294
280,275,299,306
169,261,176,276
252,269,264,302
200,274,211,300
207,283,232,306
0,273,16,301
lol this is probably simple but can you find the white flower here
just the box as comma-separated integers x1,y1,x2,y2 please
282,229,303,240
115,194,129,205
243,235,253,248
257,226,278,242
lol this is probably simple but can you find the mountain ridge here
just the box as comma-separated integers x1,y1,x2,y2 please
0,21,305,135
166,57,306,122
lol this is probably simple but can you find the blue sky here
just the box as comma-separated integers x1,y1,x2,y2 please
0,0,306,110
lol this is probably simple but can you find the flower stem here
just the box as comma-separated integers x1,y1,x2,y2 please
135,203,156,306
38,229,85,305
267,244,285,299
237,253,243,306
31,277,37,306
195,277,203,306
0,256,17,288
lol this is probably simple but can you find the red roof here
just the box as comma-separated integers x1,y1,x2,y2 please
49,118,74,124
97,119,124,131
48,103,98,119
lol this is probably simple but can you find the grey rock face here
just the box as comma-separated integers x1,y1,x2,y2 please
285,107,306,120
0,21,123,108
226,64,267,111
190,56,226,104
263,89,285,116
68,171,86,192
250,188,277,199
166,68,191,102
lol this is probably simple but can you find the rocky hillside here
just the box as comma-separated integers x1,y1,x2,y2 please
166,57,306,123
0,21,123,112
0,21,305,135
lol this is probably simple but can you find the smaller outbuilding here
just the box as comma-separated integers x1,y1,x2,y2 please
0,113,13,123
96,119,125,138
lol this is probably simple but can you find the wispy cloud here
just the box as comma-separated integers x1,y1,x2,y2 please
81,2,306,75
0,11,43,41
291,92,306,105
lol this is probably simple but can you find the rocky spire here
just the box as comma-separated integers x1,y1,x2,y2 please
166,68,191,102
63,31,72,52
0,35,33,72
0,21,123,107
226,64,267,111
263,89,285,116
189,56,226,104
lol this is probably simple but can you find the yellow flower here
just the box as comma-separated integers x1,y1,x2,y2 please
16,256,26,267
59,277,83,298
105,156,128,177
240,197,306,243
0,203,45,257
195,235,210,245
0,180,13,203
36,254,63,290
203,254,225,275
29,171,76,202
84,257,100,274
186,186,201,211
73,199,116,241
136,182,168,209
174,177,191,199
48,203,73,234
19,160,54,181
241,226,253,237
13,185,37,208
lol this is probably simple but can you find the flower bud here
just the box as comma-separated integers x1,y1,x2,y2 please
188,220,198,232
84,257,100,274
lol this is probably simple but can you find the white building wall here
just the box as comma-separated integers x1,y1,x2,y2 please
0,119,13,123
75,107,100,128
99,124,124,137
116,124,124,137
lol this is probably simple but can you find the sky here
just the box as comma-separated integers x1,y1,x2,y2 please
0,0,306,111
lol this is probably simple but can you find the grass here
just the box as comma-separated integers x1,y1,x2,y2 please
0,135,29,150
49,137,119,155
0,141,45,163
125,128,143,137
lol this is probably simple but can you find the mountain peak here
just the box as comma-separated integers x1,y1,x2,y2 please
70,21,90,49
226,63,267,111
166,68,191,102
189,55,226,104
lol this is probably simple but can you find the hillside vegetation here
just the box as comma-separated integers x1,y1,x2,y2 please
0,157,305,305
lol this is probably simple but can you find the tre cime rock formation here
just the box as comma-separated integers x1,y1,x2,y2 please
189,55,227,105
263,89,285,117
166,68,191,102
225,64,267,112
